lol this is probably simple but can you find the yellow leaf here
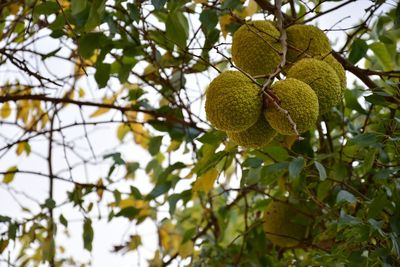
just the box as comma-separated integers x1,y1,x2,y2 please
115,198,135,208
128,235,142,251
159,222,181,254
284,135,297,149
236,0,258,18
39,113,49,130
96,178,104,200
219,14,235,38
126,111,137,121
17,100,29,123
1,102,11,119
179,240,194,258
78,88,86,97
8,3,20,15
58,0,70,9
117,124,130,142
143,113,154,122
16,142,30,155
167,140,181,152
3,166,18,184
192,169,219,193
25,118,38,131
132,123,149,148
89,107,110,118
149,250,163,267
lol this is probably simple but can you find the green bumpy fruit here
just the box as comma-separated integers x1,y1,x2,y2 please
264,78,319,135
227,115,276,148
286,24,331,65
263,201,310,247
232,20,281,76
205,71,262,132
287,58,342,115
321,55,347,91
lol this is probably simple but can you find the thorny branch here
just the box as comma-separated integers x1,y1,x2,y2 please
254,0,383,91
0,94,204,132
262,0,302,139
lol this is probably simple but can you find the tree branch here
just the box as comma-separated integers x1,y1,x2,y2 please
0,94,204,132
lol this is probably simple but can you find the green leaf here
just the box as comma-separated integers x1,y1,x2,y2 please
221,0,241,9
396,2,400,28
42,47,62,60
104,152,125,165
71,0,87,15
243,158,263,169
197,151,227,176
78,32,106,58
263,146,289,161
44,198,56,209
41,236,55,262
200,9,218,34
116,207,140,219
152,0,167,10
128,3,140,23
344,89,367,114
348,38,368,64
126,162,140,179
35,2,59,15
369,42,394,71
261,162,288,182
128,88,145,101
317,180,332,201
368,193,389,219
197,131,226,144
351,133,380,147
83,218,94,251
332,162,348,181
289,157,304,179
166,11,189,49
95,63,111,88
168,194,181,215
3,166,18,184
85,0,106,31
0,239,9,254
59,214,68,227
336,190,357,204
8,223,17,240
360,148,377,173
314,161,327,181
149,136,163,156
364,92,388,106
147,182,171,199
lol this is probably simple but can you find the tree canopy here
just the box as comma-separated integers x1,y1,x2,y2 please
0,0,399,266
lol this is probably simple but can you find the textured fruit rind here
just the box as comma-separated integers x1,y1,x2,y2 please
232,20,281,76
321,54,347,91
264,78,319,135
286,24,331,65
227,115,276,148
263,201,309,247
287,58,342,114
205,71,262,132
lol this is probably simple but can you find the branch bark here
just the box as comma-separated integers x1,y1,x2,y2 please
0,94,204,132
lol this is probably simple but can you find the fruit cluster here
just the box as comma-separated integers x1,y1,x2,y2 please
204,20,348,248
205,20,346,148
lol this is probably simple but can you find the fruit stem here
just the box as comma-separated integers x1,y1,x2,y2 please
262,0,303,140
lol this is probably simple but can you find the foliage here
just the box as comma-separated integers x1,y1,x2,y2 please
0,0,399,266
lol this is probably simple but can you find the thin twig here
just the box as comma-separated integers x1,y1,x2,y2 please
261,0,302,139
